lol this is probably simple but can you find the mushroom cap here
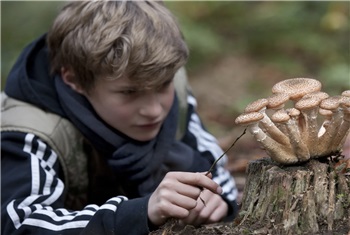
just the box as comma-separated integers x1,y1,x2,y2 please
295,96,321,110
271,109,290,123
320,96,342,111
340,96,350,113
235,112,264,125
271,78,322,100
303,91,329,101
319,108,333,117
286,108,300,117
267,93,290,109
244,98,269,113
340,96,350,107
342,90,350,97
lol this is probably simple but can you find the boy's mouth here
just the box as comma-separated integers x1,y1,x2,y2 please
137,121,162,129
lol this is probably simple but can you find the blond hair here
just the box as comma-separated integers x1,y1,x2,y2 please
47,1,189,91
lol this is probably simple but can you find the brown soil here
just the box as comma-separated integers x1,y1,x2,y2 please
149,55,350,235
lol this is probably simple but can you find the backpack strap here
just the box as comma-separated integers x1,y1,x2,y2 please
173,67,190,140
1,92,88,209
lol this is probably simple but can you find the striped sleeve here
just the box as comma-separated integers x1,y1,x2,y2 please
1,132,150,235
185,93,238,203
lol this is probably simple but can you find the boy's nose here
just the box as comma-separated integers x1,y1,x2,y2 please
139,93,162,118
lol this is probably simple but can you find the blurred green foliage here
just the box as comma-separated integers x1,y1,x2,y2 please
1,1,349,96
1,1,65,88
165,1,349,95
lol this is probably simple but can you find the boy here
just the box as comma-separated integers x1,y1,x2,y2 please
1,1,238,234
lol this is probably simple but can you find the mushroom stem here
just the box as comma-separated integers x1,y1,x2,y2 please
287,121,310,161
272,109,310,162
334,118,350,153
318,97,345,156
243,98,289,145
331,100,350,152
249,123,298,165
318,108,333,138
300,108,319,156
295,97,322,157
235,112,298,165
317,109,343,156
259,113,290,145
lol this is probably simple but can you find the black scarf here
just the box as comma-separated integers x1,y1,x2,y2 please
55,76,195,195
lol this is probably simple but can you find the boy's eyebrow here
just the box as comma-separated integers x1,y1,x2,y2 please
114,76,174,91
117,85,139,90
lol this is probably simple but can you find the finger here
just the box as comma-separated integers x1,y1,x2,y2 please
191,190,227,226
193,190,219,225
148,193,192,226
203,171,212,178
197,193,222,223
171,193,198,210
161,173,203,199
175,184,202,200
208,200,228,223
181,189,214,226
163,202,191,220
156,184,199,210
175,172,222,195
180,197,205,226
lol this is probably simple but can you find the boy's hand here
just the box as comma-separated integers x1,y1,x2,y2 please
180,188,228,226
148,172,224,226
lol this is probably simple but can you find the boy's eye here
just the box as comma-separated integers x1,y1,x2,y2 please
120,90,137,95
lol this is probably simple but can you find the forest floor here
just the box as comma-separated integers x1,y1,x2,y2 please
150,55,350,235
150,219,350,235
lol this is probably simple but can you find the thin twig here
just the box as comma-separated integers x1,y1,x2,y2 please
205,127,247,176
199,127,247,206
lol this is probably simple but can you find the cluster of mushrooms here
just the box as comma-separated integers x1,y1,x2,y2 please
235,78,350,165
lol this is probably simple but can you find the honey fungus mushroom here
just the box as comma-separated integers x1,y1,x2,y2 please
235,77,350,165
244,98,289,145
272,78,322,101
333,96,350,152
318,96,345,156
295,95,325,156
235,112,298,164
271,108,310,162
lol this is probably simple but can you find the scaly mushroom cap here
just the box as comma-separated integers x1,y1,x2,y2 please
319,108,333,117
235,112,264,125
286,108,301,117
267,93,290,109
244,98,269,113
340,96,350,107
341,90,350,97
295,96,321,111
303,91,329,101
271,109,290,123
272,78,322,100
340,96,350,115
320,96,342,111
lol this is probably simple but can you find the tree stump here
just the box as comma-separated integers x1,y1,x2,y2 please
236,157,350,235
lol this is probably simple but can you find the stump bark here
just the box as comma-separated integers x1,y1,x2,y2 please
236,157,350,235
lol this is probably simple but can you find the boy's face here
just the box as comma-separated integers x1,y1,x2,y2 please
82,76,175,142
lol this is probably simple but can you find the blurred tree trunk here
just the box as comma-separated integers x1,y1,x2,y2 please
236,158,350,234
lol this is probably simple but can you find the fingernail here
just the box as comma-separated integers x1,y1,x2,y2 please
217,186,223,195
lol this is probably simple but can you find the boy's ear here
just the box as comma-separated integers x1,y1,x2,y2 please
61,67,84,94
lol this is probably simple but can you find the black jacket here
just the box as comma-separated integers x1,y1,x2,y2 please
1,35,238,235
